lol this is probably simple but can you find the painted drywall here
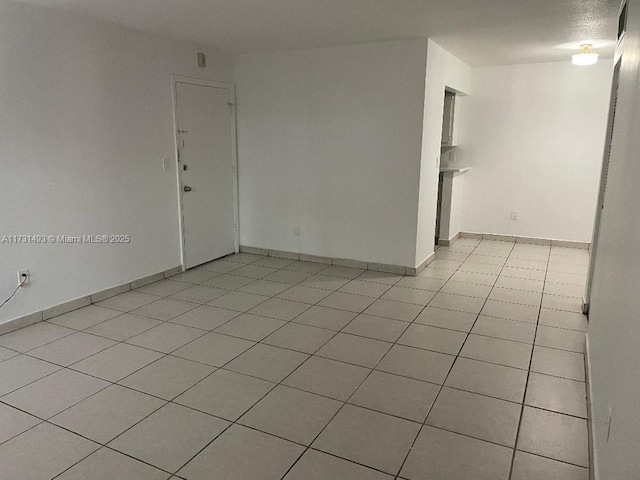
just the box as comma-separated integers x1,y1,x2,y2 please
0,0,233,325
588,1,640,477
458,60,611,242
415,40,471,265
235,39,428,267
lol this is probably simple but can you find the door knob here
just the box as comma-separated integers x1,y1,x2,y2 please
183,186,192,192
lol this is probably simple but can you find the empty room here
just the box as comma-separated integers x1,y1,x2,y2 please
1,0,639,479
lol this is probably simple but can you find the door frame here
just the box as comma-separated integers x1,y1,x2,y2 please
170,75,240,270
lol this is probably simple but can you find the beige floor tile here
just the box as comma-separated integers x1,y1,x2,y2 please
489,287,542,307
376,344,454,384
429,292,486,315
177,425,304,480
398,324,466,355
50,385,165,444
96,291,161,312
86,314,162,341
440,280,492,298
48,306,121,330
525,372,587,418
317,291,376,313
396,275,446,291
170,268,220,284
414,307,477,332
0,322,74,352
445,357,528,402
312,404,420,474
322,265,366,279
426,387,521,447
283,356,369,400
293,306,357,330
501,266,546,280
0,403,41,444
237,279,291,296
400,426,512,480
240,385,342,444
541,294,583,313
126,322,205,353
460,334,532,369
3,369,109,419
119,354,215,400
530,346,585,381
517,406,588,467
57,447,169,480
253,257,297,269
481,299,539,323
339,280,391,298
175,368,274,420
381,286,436,305
202,274,255,290
363,298,423,321
284,449,392,480
207,291,271,312
349,370,439,422
172,332,254,367
169,285,228,304
249,298,310,320
213,313,286,341
0,355,61,396
28,332,116,366
300,274,350,291
263,269,314,284
316,333,391,368
511,450,589,480
276,285,332,304
72,343,163,382
231,264,279,279
450,271,498,286
263,322,335,353
342,314,408,342
136,279,191,297
0,423,98,480
495,276,544,293
169,301,241,328
535,325,585,352
538,309,588,332
130,298,197,321
109,403,230,473
225,344,309,382
471,316,536,344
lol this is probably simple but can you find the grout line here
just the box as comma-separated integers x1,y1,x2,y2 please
507,242,551,479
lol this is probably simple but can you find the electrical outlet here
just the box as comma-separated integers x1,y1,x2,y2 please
17,269,29,287
293,226,300,237
510,211,518,221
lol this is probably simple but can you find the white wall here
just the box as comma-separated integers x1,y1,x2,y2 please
459,61,611,242
415,40,471,264
0,0,233,325
235,39,428,267
589,1,640,477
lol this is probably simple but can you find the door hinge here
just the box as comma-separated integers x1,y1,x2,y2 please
177,149,181,162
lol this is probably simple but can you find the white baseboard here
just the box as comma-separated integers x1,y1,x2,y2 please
239,245,415,276
458,232,590,249
0,265,183,336
585,334,598,480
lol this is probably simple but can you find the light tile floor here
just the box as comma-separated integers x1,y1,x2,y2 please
0,239,590,479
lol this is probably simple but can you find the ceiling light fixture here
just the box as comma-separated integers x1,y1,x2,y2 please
572,44,599,66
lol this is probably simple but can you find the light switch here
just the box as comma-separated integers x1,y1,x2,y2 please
163,158,171,171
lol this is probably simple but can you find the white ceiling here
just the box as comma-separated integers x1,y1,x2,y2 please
19,0,620,65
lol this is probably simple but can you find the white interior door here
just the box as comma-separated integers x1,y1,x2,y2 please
175,81,236,269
